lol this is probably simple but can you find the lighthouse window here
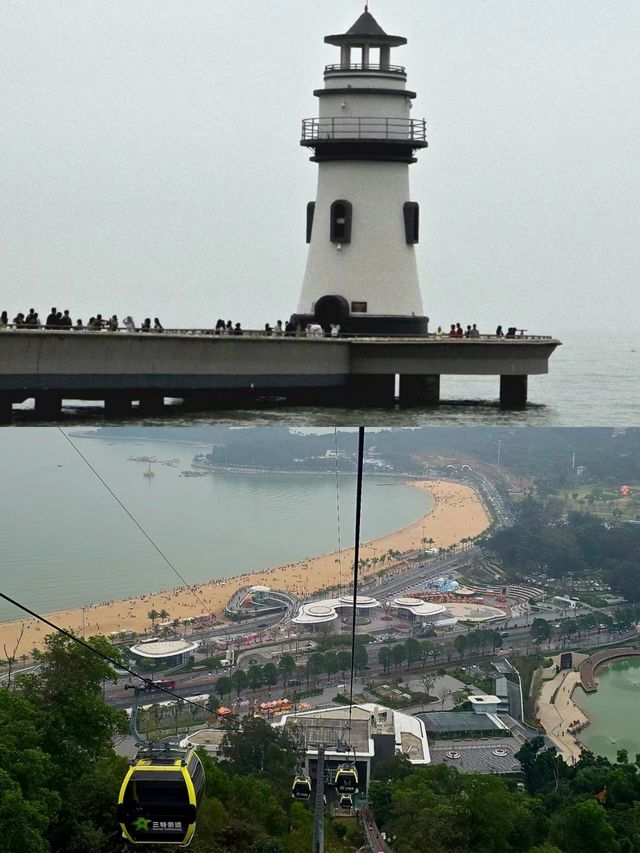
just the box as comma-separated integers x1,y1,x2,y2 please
306,202,315,243
330,200,352,244
403,202,420,244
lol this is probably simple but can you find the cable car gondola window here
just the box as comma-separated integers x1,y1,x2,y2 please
187,754,206,804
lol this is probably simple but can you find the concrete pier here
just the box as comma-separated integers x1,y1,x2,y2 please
499,375,528,408
0,330,559,421
399,374,440,406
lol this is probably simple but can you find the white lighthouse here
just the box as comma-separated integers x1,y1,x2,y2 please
293,8,428,336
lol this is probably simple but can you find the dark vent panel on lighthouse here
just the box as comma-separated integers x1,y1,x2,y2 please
403,202,420,244
306,202,315,243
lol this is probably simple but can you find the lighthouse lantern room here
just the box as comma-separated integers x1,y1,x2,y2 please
292,8,428,336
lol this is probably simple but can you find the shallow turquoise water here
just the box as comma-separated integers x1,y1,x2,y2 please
576,658,640,761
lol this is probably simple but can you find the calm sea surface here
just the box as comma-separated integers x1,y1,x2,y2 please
575,658,640,761
11,332,640,426
0,431,431,621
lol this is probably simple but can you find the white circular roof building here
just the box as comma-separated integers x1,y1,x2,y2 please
130,638,199,659
293,603,339,625
292,595,381,627
391,597,447,618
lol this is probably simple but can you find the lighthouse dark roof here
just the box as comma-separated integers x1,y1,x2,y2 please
325,11,407,48
346,11,387,37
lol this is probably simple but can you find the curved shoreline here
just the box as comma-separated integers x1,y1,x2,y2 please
537,649,640,763
0,479,490,652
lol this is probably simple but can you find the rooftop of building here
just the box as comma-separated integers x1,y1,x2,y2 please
429,740,522,775
274,702,429,763
129,638,199,658
292,595,381,624
416,711,508,736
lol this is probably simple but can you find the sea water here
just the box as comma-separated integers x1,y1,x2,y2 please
0,430,432,620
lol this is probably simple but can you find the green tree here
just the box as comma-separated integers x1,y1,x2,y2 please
248,664,264,692
531,618,551,644
324,651,339,680
404,637,422,669
147,608,159,628
391,643,406,670
220,717,297,790
454,634,467,661
549,799,619,853
378,646,392,674
262,662,278,690
337,650,351,678
354,644,368,674
215,675,232,702
231,668,249,697
277,653,295,686
308,652,325,684
19,633,124,778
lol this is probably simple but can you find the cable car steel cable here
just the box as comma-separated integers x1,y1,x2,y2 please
57,428,217,622
333,426,365,798
0,591,233,724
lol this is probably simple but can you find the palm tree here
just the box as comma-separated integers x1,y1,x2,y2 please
147,609,160,629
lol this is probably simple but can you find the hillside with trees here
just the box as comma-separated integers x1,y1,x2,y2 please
484,500,640,602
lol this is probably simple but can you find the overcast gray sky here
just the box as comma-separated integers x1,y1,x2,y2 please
1,0,638,333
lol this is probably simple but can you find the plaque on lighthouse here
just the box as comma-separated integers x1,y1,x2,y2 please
292,9,429,336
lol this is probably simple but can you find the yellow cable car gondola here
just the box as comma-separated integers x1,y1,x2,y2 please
334,764,358,795
291,773,312,800
117,747,205,846
117,684,206,846
339,794,353,810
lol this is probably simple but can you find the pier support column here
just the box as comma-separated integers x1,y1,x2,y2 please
34,392,62,420
104,394,132,418
137,392,165,415
348,374,395,407
399,374,440,406
500,375,528,407
0,394,13,424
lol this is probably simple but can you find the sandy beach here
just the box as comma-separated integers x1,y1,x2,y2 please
0,480,490,654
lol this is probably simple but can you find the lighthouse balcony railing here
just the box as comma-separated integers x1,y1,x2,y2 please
324,62,406,75
301,117,426,143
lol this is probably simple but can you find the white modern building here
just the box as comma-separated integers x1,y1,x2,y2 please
129,638,199,667
273,702,430,797
292,595,380,633
387,596,457,628
292,10,428,336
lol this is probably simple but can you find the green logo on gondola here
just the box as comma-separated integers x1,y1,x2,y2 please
132,817,151,832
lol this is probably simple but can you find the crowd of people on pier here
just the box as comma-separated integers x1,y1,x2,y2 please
0,307,167,333
1,306,521,339
433,323,519,339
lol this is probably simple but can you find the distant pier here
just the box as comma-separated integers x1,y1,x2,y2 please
579,646,640,693
0,329,560,421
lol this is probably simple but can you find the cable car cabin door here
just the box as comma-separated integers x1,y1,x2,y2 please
118,760,200,847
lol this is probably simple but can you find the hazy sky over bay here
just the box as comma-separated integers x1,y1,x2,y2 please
1,0,638,333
